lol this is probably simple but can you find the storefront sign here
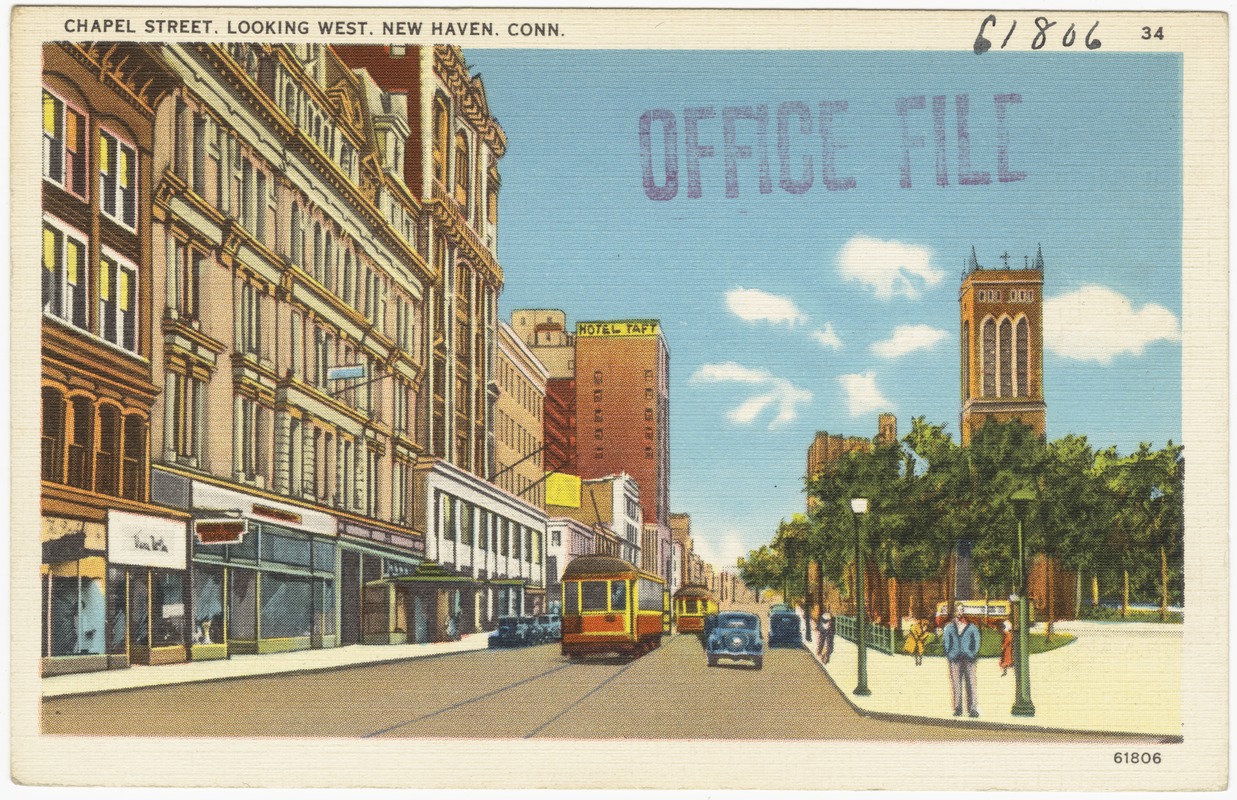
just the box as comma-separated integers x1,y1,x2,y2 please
195,519,247,545
252,503,302,525
383,559,417,578
575,319,660,338
108,510,187,570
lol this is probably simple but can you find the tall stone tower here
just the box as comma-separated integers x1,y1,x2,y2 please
959,246,1047,446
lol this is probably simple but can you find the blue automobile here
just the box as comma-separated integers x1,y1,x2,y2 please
489,616,531,648
705,611,764,669
768,608,802,647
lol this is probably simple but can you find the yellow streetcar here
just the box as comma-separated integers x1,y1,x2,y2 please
561,555,668,660
673,584,718,635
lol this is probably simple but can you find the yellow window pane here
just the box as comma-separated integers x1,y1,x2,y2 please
42,227,56,271
65,240,79,284
118,147,129,187
65,110,79,151
98,135,110,173
118,269,130,311
98,258,111,301
43,92,57,135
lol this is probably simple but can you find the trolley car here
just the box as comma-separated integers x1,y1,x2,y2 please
672,584,719,635
561,555,668,660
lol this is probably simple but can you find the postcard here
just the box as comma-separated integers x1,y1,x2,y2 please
10,5,1228,791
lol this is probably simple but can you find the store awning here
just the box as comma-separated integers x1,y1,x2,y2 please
489,577,528,586
385,560,474,585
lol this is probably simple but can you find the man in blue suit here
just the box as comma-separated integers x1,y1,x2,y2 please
942,602,981,717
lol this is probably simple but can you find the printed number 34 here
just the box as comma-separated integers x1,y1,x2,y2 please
1142,27,1165,40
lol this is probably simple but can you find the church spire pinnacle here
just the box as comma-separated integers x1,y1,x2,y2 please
1033,243,1045,271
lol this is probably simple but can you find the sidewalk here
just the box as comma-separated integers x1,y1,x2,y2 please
42,633,493,698
805,617,1181,739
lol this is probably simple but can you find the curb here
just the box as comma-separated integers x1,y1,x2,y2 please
42,639,509,701
803,645,1181,743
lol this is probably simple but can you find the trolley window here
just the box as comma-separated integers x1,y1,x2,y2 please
564,582,579,615
610,580,627,611
581,581,607,612
686,598,698,614
638,578,662,611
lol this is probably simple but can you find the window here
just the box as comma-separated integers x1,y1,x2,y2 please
67,396,93,489
981,318,997,398
961,320,970,396
41,387,64,483
97,252,137,351
645,408,653,422
454,131,470,208
593,389,603,403
240,281,262,357
594,427,603,441
593,370,603,386
609,580,626,610
238,396,261,478
169,371,205,462
580,581,606,612
532,531,541,565
99,131,136,229
442,495,455,541
173,243,201,320
42,89,86,196
121,413,145,500
645,426,654,441
999,319,1013,398
644,387,654,401
366,449,380,517
192,114,207,196
42,218,87,328
551,530,561,547
1016,318,1030,397
432,97,449,183
290,202,302,266
595,446,604,460
94,404,120,496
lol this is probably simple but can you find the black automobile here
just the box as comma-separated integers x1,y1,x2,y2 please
768,608,802,647
488,616,531,648
705,611,764,669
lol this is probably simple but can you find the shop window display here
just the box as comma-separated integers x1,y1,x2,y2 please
151,570,186,647
229,569,256,640
260,572,312,639
193,565,224,645
47,573,105,656
106,566,126,655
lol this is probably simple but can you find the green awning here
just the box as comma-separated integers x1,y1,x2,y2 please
385,560,474,584
489,578,528,586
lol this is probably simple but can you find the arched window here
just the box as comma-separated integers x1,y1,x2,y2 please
999,319,1013,398
961,320,970,398
67,396,93,489
432,97,449,183
95,404,121,496
343,249,353,306
981,318,996,398
123,414,145,500
323,231,333,292
454,131,470,209
41,387,64,482
1016,318,1030,397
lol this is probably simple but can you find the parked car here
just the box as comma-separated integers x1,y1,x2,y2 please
705,611,764,669
768,608,802,647
489,616,531,648
532,614,562,642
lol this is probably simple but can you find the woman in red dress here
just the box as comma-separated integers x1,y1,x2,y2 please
999,619,1014,676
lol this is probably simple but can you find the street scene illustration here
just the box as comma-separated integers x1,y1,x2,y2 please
37,39,1183,746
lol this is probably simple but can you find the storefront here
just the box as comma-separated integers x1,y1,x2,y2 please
41,517,109,676
387,561,474,643
335,518,424,646
107,509,190,666
187,482,339,658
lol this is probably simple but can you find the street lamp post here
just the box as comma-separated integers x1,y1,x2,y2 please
1010,487,1036,717
850,498,870,696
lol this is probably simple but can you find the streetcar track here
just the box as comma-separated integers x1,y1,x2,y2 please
362,661,575,738
522,654,644,738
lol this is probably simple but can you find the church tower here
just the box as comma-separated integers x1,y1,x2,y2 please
959,245,1047,446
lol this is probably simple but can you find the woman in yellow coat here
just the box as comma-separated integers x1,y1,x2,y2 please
904,618,931,666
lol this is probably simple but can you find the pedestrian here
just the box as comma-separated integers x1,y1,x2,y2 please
819,612,835,663
904,617,930,666
942,602,981,717
999,619,1014,676
445,613,458,642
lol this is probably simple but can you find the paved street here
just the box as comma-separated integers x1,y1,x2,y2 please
43,633,1153,741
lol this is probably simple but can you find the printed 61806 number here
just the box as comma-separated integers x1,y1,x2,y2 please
1114,753,1162,764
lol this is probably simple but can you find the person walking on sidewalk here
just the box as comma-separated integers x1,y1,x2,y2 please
904,618,930,666
943,603,981,717
817,612,835,663
999,619,1014,676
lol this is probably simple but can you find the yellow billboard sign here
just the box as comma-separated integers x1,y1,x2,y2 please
575,319,660,338
546,472,582,508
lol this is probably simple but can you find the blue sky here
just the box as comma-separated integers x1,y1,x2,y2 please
469,50,1183,569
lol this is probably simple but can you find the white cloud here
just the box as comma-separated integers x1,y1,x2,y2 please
1044,285,1181,364
726,287,808,326
871,324,949,358
691,531,748,572
839,372,894,417
837,235,943,300
812,323,843,351
691,362,813,429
